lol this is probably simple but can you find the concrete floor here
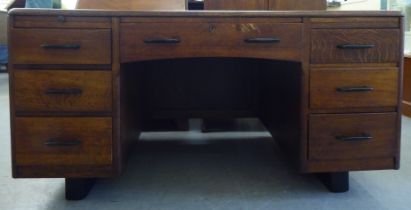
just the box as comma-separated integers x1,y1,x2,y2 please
0,73,410,210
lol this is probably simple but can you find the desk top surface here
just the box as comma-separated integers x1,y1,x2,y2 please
8,8,402,18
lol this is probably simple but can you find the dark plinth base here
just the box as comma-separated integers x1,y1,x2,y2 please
143,119,189,131
65,178,96,200
317,172,349,193
202,119,238,132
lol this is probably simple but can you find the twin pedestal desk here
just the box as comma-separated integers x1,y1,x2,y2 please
8,9,403,200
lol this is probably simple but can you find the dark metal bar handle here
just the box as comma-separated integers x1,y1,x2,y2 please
337,44,375,49
143,38,181,44
41,44,81,50
44,139,82,147
336,86,374,92
45,88,83,95
244,37,281,43
336,134,373,142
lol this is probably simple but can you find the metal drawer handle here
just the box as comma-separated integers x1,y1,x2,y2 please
336,134,373,142
337,44,375,49
45,88,83,95
336,86,374,92
44,139,82,147
41,44,81,50
143,38,181,44
244,37,281,43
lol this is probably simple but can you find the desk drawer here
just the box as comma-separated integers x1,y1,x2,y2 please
121,22,302,62
14,70,112,113
309,113,397,161
14,117,112,166
11,29,111,65
311,29,400,64
310,68,398,109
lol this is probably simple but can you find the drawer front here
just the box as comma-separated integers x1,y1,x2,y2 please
14,117,112,166
11,29,111,65
121,22,302,62
308,113,397,160
14,71,112,113
13,16,111,29
309,113,397,161
310,68,398,109
311,29,400,64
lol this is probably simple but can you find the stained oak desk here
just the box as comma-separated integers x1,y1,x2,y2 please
8,9,403,200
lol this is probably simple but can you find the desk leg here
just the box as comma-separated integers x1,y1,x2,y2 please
65,178,96,200
317,172,349,193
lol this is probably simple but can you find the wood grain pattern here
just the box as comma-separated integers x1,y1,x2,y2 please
204,0,268,10
310,68,398,109
120,17,302,23
8,15,18,179
269,0,326,10
403,57,411,117
8,9,402,18
14,70,112,113
121,21,303,62
309,113,397,161
394,16,403,170
76,0,187,10
14,117,112,166
11,29,111,65
311,29,400,64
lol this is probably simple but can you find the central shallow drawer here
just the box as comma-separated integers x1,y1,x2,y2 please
14,70,112,113
120,22,302,62
309,113,397,161
14,117,113,166
11,29,111,65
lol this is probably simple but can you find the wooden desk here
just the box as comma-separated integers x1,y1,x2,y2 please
8,9,403,200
